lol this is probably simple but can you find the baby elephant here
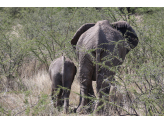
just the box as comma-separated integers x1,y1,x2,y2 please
49,56,77,113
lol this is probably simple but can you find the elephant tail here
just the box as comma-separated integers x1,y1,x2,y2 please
96,24,102,86
96,48,100,83
62,55,65,88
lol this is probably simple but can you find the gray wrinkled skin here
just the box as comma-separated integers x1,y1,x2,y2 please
49,56,77,114
71,20,139,115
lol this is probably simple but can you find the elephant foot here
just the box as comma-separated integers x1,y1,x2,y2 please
93,101,104,115
93,102,110,116
76,106,85,114
76,105,91,114
63,107,68,114
93,106,104,116
94,109,105,116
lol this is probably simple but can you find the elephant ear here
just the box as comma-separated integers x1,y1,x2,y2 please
71,23,95,45
111,21,139,50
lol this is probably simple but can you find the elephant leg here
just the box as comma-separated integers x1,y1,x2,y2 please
94,70,112,115
51,78,63,111
76,68,93,113
94,73,103,115
77,83,95,113
87,81,96,112
63,90,71,114
78,82,95,105
63,80,72,114
88,81,95,98
51,87,63,108
56,88,63,109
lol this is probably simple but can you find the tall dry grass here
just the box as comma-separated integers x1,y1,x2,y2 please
0,60,81,116
0,61,131,116
0,70,51,116
0,55,147,116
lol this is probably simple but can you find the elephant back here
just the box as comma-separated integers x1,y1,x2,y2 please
76,20,128,66
76,20,125,51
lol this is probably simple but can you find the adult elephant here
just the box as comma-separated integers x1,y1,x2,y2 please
71,20,139,114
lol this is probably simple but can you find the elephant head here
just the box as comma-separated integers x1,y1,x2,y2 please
111,21,139,52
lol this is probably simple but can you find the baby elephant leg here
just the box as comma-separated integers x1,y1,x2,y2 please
63,80,72,114
51,78,63,109
63,89,71,114
51,85,63,110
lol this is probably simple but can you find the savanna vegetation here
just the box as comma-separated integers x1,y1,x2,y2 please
0,7,164,116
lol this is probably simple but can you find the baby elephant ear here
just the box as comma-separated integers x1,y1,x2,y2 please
111,21,139,49
71,23,95,45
